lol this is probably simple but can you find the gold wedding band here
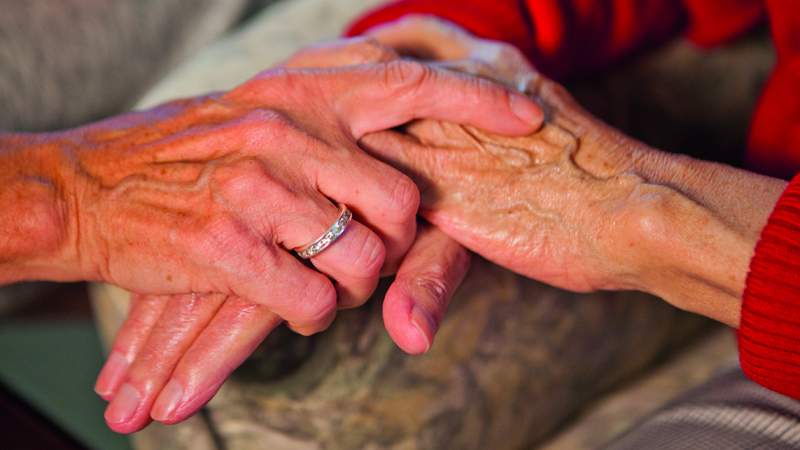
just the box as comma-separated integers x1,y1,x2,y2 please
294,204,352,259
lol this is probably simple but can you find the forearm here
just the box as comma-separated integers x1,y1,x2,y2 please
0,133,79,284
626,145,787,327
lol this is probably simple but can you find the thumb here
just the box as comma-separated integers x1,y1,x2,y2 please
383,225,470,354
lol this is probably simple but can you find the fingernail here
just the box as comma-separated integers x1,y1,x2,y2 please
95,352,129,398
151,379,184,422
509,93,542,126
105,383,140,424
410,305,437,353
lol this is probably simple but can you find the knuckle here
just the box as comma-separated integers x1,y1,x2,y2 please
235,68,311,104
626,185,680,238
352,230,386,277
384,60,432,93
242,107,285,129
388,174,421,221
414,272,450,313
215,158,270,199
238,109,299,146
228,68,288,101
356,37,397,63
303,278,338,324
468,75,509,108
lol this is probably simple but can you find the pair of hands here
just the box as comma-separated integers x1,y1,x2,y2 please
78,19,544,433
88,16,774,434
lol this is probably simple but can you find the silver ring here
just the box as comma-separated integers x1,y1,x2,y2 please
294,204,352,259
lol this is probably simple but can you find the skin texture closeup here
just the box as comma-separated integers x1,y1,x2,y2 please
0,52,545,433
92,19,788,435
90,39,480,434
361,16,788,327
88,16,785,448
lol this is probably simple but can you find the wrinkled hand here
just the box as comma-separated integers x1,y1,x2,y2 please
362,16,768,317
354,16,647,292
93,38,530,433
67,57,537,331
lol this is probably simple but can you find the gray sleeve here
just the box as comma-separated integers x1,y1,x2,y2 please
603,367,800,450
0,0,252,132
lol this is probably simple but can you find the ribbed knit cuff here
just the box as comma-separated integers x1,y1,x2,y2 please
739,174,800,400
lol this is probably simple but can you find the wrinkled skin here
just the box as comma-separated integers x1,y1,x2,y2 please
88,41,507,434
363,16,685,292
95,17,788,435
362,16,786,322
1,44,546,434
63,60,538,331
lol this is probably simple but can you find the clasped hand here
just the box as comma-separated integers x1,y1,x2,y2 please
94,15,757,434
52,38,544,432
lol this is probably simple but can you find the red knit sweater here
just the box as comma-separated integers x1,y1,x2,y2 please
347,0,800,400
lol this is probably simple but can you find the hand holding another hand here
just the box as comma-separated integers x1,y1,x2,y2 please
96,17,786,434
361,16,784,324
67,56,539,331
84,38,542,433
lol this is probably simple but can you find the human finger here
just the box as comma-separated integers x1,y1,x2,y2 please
212,158,386,313
326,60,543,137
382,225,470,354
150,297,282,424
103,293,227,434
95,294,169,401
311,150,420,275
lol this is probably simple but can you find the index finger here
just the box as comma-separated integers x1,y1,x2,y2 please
329,60,544,137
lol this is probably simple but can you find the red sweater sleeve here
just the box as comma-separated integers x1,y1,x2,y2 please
346,0,686,79
349,0,799,400
738,175,800,400
347,1,764,80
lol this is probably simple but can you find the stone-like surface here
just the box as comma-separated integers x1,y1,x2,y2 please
542,329,737,450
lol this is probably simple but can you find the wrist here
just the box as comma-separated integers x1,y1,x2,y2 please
618,146,785,326
0,132,83,283
620,181,747,326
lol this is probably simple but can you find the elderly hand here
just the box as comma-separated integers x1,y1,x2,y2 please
359,16,786,326
68,59,537,326
83,38,536,433
0,51,541,320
